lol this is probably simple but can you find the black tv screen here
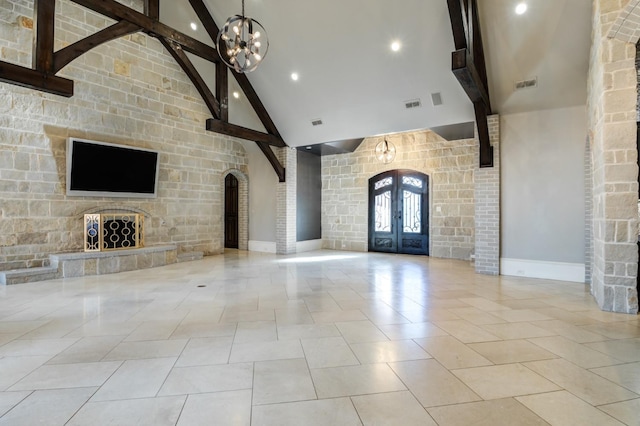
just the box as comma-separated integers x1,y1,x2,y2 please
66,138,159,198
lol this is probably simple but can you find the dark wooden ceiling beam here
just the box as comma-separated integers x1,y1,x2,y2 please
144,0,159,20
206,119,285,147
0,61,73,97
257,142,285,182
160,38,221,119
474,102,493,168
216,62,229,122
452,49,490,110
470,0,489,95
447,0,466,50
447,0,493,168
69,0,220,63
188,0,287,185
33,0,55,73
187,0,282,139
53,21,140,73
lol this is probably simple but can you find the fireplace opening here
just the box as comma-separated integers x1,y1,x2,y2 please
84,213,144,252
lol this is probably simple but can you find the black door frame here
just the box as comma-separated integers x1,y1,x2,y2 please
368,169,429,255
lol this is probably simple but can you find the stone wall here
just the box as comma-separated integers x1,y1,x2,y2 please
587,0,639,313
321,130,476,260
0,0,247,270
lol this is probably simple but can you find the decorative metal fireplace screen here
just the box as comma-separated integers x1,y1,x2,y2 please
84,214,144,252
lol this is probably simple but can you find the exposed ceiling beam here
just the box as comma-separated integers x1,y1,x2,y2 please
188,0,287,182
187,0,283,140
447,0,493,168
0,61,73,97
160,38,221,119
53,21,140,73
216,61,229,122
68,0,220,63
452,49,490,109
144,0,159,20
33,0,55,73
257,142,285,183
206,119,285,147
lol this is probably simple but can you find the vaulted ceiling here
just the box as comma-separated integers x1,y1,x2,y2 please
0,0,593,191
159,0,591,148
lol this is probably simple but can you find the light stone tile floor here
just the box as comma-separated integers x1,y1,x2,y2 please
0,250,639,425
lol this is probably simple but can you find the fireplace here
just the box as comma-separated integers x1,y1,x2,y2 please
84,213,144,252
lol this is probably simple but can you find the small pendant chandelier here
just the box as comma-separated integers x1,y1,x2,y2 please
216,0,269,73
375,138,396,164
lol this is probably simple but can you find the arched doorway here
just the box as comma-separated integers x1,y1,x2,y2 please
224,174,239,249
368,170,429,255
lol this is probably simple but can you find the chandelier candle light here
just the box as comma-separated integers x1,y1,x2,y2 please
216,0,269,73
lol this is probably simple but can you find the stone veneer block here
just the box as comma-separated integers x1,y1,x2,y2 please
587,0,639,313
119,255,137,272
62,259,84,278
98,257,120,275
84,258,97,276
48,245,178,279
152,252,166,268
137,253,153,269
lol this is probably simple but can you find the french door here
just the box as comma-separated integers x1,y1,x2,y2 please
368,170,429,255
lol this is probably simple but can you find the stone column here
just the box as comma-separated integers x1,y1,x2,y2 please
587,0,639,313
474,115,500,275
276,147,297,254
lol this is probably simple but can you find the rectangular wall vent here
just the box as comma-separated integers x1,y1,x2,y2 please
515,77,538,90
431,92,443,106
311,119,323,126
404,99,421,109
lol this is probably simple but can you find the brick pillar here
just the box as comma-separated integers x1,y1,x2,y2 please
587,0,639,313
585,139,593,284
276,147,297,254
474,115,500,275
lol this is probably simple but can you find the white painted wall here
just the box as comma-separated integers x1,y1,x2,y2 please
242,141,278,245
501,106,586,273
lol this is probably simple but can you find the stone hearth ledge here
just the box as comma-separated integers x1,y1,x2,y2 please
0,245,205,285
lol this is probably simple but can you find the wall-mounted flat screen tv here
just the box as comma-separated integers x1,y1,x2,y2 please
66,138,160,198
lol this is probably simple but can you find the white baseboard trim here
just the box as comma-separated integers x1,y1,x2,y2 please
248,240,276,253
500,258,585,283
296,239,323,253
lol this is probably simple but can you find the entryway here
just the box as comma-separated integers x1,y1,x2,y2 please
224,173,239,249
368,170,429,255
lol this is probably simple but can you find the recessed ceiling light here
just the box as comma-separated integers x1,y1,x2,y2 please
291,72,299,81
391,41,401,52
190,22,198,31
515,2,527,14
306,146,312,150
232,91,240,99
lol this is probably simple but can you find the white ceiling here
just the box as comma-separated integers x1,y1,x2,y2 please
160,0,593,147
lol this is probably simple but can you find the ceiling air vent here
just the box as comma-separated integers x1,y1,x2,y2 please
311,119,323,126
431,92,443,106
515,77,538,90
404,99,422,109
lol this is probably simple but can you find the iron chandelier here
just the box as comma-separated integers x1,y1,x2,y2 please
216,0,269,73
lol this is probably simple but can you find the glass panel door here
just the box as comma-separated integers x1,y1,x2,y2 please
368,170,429,255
